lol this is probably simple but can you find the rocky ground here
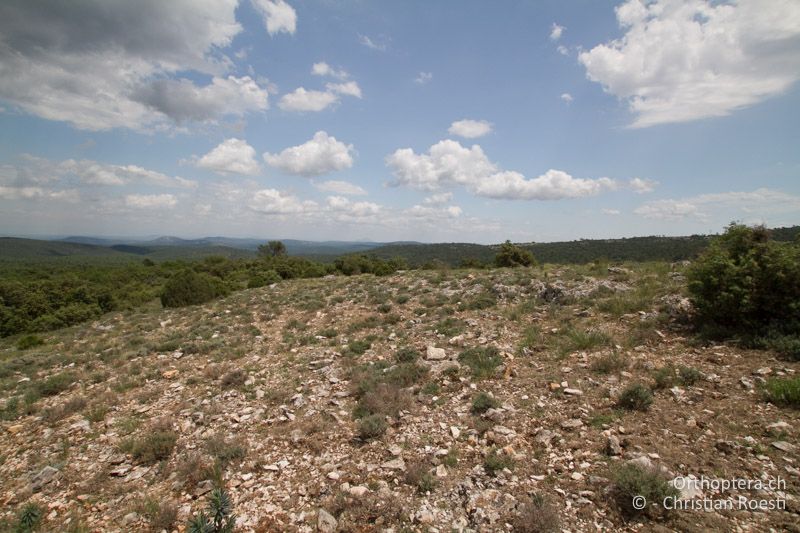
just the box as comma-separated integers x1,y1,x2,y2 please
0,262,798,532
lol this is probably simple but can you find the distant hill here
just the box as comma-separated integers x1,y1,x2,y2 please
365,226,800,267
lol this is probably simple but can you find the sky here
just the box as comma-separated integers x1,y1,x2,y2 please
0,0,799,244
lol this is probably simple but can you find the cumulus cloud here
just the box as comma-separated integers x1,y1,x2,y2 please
132,76,269,123
629,177,658,193
264,131,354,177
448,119,493,139
602,208,622,215
251,0,297,35
387,139,618,201
315,180,367,196
326,81,363,98
125,193,177,209
326,196,382,218
579,0,800,127
415,72,433,85
0,0,270,131
407,204,462,219
550,23,565,41
197,138,261,176
560,93,573,103
248,188,317,215
2,156,196,189
634,188,800,220
312,62,348,79
423,192,453,205
0,186,78,202
278,88,338,112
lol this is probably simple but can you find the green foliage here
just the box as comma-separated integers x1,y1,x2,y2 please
512,494,560,533
612,463,678,516
763,377,800,407
35,372,76,397
458,346,502,379
187,488,236,533
590,352,627,374
333,254,405,276
688,223,800,338
484,448,514,476
258,240,287,258
14,503,43,533
357,414,387,440
160,270,229,308
246,269,280,288
16,335,44,350
677,365,702,386
471,392,500,414
121,419,178,464
395,346,420,363
617,383,654,411
494,240,535,268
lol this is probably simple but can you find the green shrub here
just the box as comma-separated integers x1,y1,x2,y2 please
494,240,535,268
688,223,800,338
16,335,44,350
161,270,229,308
122,419,178,464
617,383,653,411
652,366,675,390
458,346,502,379
187,488,236,533
404,461,437,494
395,346,420,363
357,414,387,440
246,269,281,288
512,494,560,533
590,352,627,374
484,448,514,476
14,502,43,533
677,365,702,386
763,377,800,407
612,462,678,516
471,392,500,414
35,372,76,397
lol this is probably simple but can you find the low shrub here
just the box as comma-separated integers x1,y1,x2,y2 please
617,383,653,411
471,392,500,414
512,494,560,533
763,377,800,407
612,462,678,516
16,335,44,350
458,346,502,379
357,414,387,440
160,270,229,308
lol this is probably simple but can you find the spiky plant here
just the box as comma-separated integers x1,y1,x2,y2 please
187,488,236,533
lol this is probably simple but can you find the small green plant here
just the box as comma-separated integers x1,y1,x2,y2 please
512,494,560,533
458,346,502,379
471,392,500,414
484,448,515,476
345,339,371,356
376,303,392,314
677,365,702,386
612,462,678,516
652,365,675,390
121,419,177,464
187,488,236,533
404,461,437,494
357,414,387,440
35,372,76,397
763,377,800,407
220,369,247,389
494,240,535,268
16,335,44,350
617,383,653,411
590,352,627,374
395,346,420,363
14,503,43,533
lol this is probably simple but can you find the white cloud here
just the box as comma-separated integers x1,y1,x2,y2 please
415,72,433,85
326,81,363,99
278,88,339,112
315,180,367,196
0,0,261,131
0,186,78,202
423,192,453,205
312,62,348,79
125,193,177,209
197,138,261,176
629,177,658,194
634,188,800,220
248,188,317,215
358,34,387,51
387,139,618,201
132,76,269,124
448,119,493,139
557,45,569,56
474,170,618,201
560,93,573,103
251,0,297,36
602,208,621,216
579,0,800,127
264,131,354,177
326,196,381,218
550,23,565,41
407,204,462,219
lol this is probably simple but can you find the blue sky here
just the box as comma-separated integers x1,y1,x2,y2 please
0,0,798,243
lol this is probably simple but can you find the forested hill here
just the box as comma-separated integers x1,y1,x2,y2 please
366,226,800,267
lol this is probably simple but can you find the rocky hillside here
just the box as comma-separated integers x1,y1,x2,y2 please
0,263,797,532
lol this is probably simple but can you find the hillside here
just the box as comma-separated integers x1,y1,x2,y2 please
367,226,800,266
0,264,797,531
